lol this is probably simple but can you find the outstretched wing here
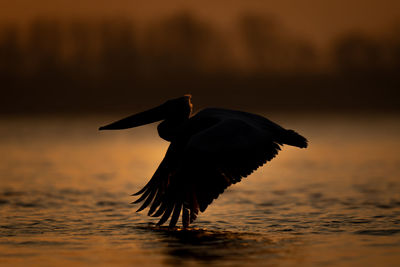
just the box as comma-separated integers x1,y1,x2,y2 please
132,109,307,227
178,117,282,221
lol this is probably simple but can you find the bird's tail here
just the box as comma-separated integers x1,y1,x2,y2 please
279,129,308,148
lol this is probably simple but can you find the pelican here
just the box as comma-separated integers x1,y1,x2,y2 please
99,95,308,228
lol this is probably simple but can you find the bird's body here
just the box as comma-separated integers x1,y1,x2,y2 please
99,95,307,228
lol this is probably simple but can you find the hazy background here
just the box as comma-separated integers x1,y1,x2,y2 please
1,2,400,266
1,0,400,114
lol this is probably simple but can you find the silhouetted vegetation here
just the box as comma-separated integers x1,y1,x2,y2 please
0,13,399,114
332,30,400,74
239,14,316,73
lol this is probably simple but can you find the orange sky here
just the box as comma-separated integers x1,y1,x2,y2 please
1,0,400,46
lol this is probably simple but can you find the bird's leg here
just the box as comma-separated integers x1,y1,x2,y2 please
182,202,190,228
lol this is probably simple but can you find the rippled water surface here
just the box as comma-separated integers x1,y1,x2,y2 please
1,114,400,266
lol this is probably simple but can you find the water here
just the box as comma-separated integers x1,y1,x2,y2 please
1,114,400,266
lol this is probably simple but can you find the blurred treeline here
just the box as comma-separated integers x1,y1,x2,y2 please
0,13,399,114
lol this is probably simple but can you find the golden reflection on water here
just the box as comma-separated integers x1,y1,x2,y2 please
0,114,400,266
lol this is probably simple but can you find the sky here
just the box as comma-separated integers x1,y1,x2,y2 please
1,0,400,47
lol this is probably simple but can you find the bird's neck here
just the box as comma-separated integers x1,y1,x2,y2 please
157,118,188,142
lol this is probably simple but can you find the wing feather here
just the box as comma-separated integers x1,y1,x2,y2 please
169,202,182,227
136,187,157,212
156,194,176,226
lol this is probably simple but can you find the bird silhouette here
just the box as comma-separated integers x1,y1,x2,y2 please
99,95,308,228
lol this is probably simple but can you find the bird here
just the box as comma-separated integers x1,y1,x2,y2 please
99,95,308,228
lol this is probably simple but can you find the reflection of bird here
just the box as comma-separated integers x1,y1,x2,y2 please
99,95,308,228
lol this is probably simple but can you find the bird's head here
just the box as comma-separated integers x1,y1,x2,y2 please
99,95,193,130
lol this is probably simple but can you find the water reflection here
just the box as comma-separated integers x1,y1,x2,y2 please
136,225,301,266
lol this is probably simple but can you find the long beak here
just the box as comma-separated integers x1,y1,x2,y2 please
99,104,166,130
